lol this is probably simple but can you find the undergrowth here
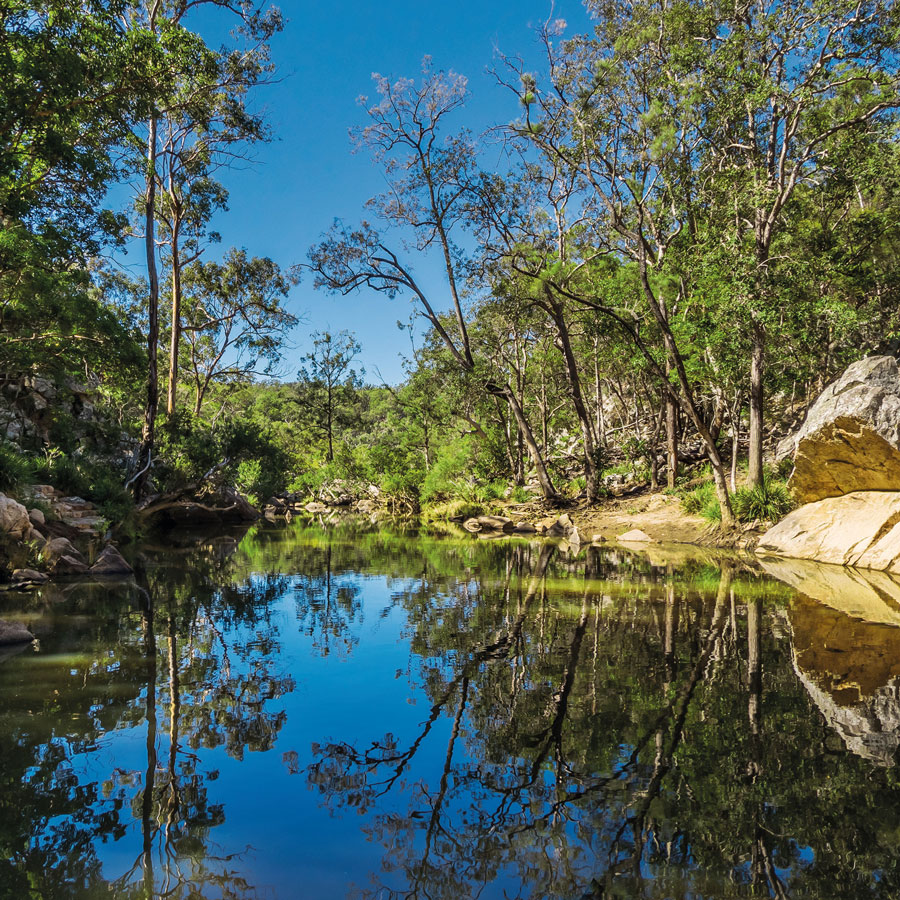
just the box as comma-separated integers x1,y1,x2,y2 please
678,470,794,524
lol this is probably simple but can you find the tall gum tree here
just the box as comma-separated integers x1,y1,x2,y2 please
309,61,559,501
126,0,282,499
497,16,740,523
686,0,900,487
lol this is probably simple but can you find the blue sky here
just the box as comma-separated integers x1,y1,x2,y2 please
120,0,593,384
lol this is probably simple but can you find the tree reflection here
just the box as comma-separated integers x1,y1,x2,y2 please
306,543,900,900
0,534,295,899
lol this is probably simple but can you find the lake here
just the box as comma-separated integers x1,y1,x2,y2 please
2,521,900,899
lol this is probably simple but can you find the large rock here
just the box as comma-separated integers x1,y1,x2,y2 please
781,355,900,503
758,491,900,572
43,536,84,564
90,545,133,576
0,620,34,645
50,554,89,576
0,493,31,540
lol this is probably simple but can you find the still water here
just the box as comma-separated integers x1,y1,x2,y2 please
2,522,900,899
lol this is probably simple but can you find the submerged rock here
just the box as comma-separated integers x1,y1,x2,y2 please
617,528,654,543
758,491,900,572
90,545,133,576
50,554,89,576
780,355,900,503
11,568,48,585
0,619,34,645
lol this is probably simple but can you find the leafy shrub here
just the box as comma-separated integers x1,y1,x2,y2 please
732,476,794,523
421,499,487,524
32,450,133,523
0,442,35,491
510,485,531,503
680,481,716,515
156,410,289,503
421,438,476,502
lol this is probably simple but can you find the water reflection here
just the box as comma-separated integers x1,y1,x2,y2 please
2,524,900,898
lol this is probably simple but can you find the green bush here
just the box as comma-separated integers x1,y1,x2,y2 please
680,472,794,524
421,438,477,502
680,481,717,515
421,499,487,524
732,476,794,523
0,442,35,491
32,451,133,523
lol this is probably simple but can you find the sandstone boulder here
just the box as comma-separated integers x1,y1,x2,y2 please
617,528,655,543
43,536,84,563
12,568,48,585
780,355,900,503
90,545,133,576
50,555,89,576
0,620,33,645
757,491,900,572
0,493,31,540
28,508,45,527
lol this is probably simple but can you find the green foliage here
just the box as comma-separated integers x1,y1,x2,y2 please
421,438,477,503
680,481,718,519
732,475,795,524
156,410,289,505
420,499,488,524
32,451,132,524
0,443,36,492
681,471,794,524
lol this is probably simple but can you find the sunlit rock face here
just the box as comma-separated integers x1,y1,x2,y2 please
758,492,900,571
779,355,900,504
788,592,900,766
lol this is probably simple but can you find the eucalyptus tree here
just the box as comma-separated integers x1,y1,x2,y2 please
294,330,363,462
179,248,298,416
496,17,740,522
309,61,559,501
127,0,282,497
682,0,900,487
0,0,163,385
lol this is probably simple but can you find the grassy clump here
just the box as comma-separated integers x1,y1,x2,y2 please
680,481,719,519
0,442,36,492
421,499,489,524
732,476,794,523
680,471,794,524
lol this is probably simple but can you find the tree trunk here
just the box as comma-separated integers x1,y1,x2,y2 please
548,295,599,502
135,114,160,501
166,222,182,416
747,324,765,489
665,389,678,490
493,382,558,502
636,262,735,525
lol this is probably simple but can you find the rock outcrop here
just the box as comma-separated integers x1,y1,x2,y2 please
758,491,900,572
90,545,133,576
779,355,900,504
0,494,32,541
0,620,34,645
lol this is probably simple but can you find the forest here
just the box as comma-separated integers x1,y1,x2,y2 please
4,0,900,533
